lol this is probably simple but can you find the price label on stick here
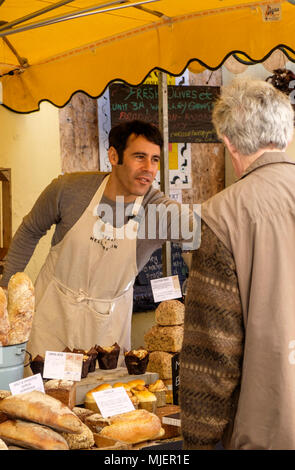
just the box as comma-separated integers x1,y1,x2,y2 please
151,275,182,303
10,373,45,395
93,387,135,418
43,351,83,381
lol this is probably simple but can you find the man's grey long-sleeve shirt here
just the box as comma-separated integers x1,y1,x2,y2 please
1,172,197,286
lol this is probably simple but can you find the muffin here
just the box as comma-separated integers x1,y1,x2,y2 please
30,355,45,377
86,347,98,372
124,349,149,375
95,343,120,370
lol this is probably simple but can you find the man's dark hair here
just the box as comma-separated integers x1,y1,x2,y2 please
108,120,163,164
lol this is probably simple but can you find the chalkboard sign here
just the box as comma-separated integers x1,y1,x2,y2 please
109,83,220,143
172,353,180,406
133,244,188,312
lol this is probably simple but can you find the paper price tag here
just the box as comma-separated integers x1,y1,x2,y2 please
10,373,45,395
92,387,135,418
151,275,182,303
43,351,83,381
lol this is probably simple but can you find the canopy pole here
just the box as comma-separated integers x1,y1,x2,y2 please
158,71,172,278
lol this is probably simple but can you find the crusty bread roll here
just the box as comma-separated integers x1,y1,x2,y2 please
0,287,9,346
0,419,69,450
61,422,94,449
72,407,95,423
0,391,83,434
7,273,35,345
155,300,184,326
99,409,162,444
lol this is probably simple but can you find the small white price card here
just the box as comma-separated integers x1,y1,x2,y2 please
151,275,182,302
92,387,135,418
43,351,83,381
10,373,45,395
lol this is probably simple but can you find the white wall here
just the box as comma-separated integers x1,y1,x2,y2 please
0,102,61,283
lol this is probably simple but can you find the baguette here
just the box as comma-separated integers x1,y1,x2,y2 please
7,273,35,345
0,287,9,346
0,391,83,434
99,409,162,444
0,419,69,450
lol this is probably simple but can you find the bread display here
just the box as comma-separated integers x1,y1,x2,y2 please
98,409,163,444
0,419,69,450
96,343,120,370
0,391,83,434
124,348,149,375
44,380,76,410
147,351,173,379
0,287,9,346
7,273,35,346
144,325,184,352
155,300,185,326
61,422,94,450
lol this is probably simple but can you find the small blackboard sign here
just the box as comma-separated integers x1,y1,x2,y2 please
109,83,220,143
133,244,188,312
172,352,180,405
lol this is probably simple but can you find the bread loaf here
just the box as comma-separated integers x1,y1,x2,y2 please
44,379,76,410
0,419,69,450
61,422,94,450
146,351,173,379
0,437,8,449
7,273,35,345
155,300,184,326
0,391,83,434
0,287,9,346
72,407,95,423
99,409,162,444
144,325,184,352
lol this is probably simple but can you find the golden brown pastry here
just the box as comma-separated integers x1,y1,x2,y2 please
131,389,157,413
148,380,167,407
7,273,35,346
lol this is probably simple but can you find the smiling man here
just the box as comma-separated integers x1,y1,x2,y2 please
0,120,198,363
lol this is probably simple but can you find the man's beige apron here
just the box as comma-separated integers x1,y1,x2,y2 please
27,175,143,365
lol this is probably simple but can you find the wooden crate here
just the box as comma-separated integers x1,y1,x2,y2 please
0,168,12,262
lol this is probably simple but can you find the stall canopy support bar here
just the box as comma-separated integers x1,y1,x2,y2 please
158,71,171,278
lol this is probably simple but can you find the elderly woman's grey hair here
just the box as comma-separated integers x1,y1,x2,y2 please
212,77,294,156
